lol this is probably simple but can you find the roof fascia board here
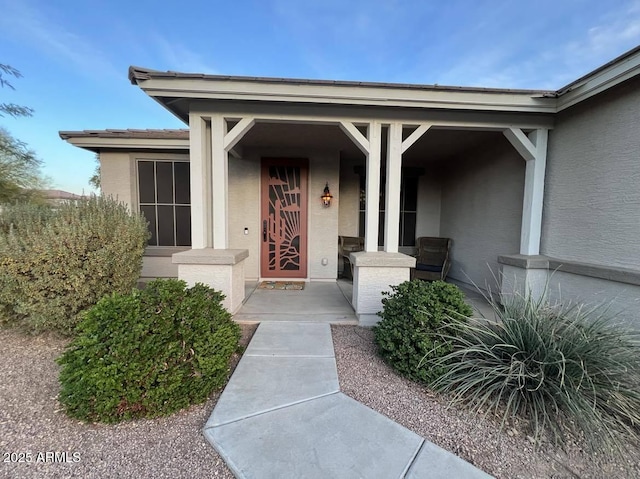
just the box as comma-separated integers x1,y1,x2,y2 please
63,136,190,151
135,77,557,114
189,100,555,130
557,49,640,111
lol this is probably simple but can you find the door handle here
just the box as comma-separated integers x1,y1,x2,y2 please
263,220,267,242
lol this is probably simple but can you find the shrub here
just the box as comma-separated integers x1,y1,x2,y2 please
57,279,241,423
0,202,55,234
0,196,148,335
432,292,640,452
373,280,472,383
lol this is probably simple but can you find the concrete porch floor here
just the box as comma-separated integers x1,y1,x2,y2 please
235,279,494,324
234,280,359,324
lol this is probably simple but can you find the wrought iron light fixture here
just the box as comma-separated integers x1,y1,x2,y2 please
321,183,333,207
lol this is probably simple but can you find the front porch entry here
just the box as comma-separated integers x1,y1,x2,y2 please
174,108,551,321
233,281,358,323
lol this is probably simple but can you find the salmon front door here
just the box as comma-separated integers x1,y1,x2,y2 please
260,159,308,278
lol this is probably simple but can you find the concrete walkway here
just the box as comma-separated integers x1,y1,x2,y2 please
204,322,493,479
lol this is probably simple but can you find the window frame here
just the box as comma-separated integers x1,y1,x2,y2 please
136,158,192,248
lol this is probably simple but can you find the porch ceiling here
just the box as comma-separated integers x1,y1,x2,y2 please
236,122,500,166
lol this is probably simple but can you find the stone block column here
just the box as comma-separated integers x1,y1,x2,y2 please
351,251,416,326
173,249,249,314
498,254,550,302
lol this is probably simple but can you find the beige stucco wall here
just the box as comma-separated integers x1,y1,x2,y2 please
546,272,640,329
308,152,340,279
99,151,136,209
338,157,361,237
230,147,340,281
440,139,524,290
415,174,441,238
543,77,640,270
141,256,179,279
228,155,261,279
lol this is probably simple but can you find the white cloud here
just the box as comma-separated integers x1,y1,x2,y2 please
150,34,218,74
427,1,640,90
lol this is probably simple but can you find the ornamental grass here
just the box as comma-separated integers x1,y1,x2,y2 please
432,291,640,454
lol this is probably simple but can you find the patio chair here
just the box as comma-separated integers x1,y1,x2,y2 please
411,237,452,281
338,235,364,279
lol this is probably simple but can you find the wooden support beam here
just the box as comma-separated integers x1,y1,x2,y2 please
228,146,243,159
339,121,370,154
503,127,536,162
518,129,549,255
188,114,212,249
364,121,382,252
401,123,431,153
384,122,403,253
211,115,229,249
224,117,255,151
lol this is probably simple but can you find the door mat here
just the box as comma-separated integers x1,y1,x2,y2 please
258,281,305,290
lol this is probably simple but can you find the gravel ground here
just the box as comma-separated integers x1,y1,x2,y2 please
4,323,639,479
0,324,257,479
331,325,640,479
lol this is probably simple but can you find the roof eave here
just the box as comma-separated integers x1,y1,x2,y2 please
60,134,190,153
555,45,640,111
133,79,557,116
131,44,640,117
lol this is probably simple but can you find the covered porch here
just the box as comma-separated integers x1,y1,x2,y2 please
128,68,554,324
173,116,550,324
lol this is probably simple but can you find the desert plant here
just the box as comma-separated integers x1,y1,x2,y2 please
57,279,241,423
432,291,640,453
373,280,472,383
0,196,148,334
0,202,55,234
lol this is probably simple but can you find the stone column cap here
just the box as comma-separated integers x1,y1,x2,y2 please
172,248,249,265
351,251,416,268
497,254,550,269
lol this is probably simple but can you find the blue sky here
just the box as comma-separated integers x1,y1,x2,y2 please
1,0,639,194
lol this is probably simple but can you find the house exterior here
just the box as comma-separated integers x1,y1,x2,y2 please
60,46,640,326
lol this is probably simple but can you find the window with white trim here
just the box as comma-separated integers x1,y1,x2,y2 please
138,160,191,246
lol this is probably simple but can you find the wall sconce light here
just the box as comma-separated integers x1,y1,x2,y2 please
321,183,333,207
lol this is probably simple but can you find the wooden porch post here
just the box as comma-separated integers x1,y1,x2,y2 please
210,115,256,250
384,122,402,253
339,120,382,253
189,113,212,249
210,115,228,249
365,121,382,252
503,127,549,255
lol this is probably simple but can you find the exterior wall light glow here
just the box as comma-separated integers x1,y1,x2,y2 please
321,183,333,207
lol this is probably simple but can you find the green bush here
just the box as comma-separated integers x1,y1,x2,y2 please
0,196,148,335
0,202,55,234
373,280,472,383
432,292,640,452
57,279,241,423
